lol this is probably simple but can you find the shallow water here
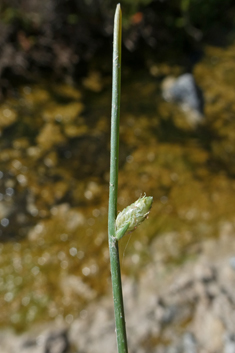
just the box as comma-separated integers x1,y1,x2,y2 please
1,42,235,331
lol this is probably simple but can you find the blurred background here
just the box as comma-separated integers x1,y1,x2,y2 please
1,0,235,352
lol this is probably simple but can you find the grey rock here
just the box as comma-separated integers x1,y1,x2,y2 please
2,234,235,353
229,257,235,271
182,332,197,353
224,334,235,353
162,73,204,125
166,347,180,353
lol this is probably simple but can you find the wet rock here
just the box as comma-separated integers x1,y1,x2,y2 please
64,124,88,138
60,275,97,300
28,222,45,241
0,105,17,130
82,71,103,92
36,123,66,151
29,203,85,242
161,73,204,125
0,200,13,220
43,102,84,124
84,181,102,200
43,152,58,168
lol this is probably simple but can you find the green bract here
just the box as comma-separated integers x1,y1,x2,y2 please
115,196,153,240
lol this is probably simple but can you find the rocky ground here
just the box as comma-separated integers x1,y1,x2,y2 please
1,225,235,353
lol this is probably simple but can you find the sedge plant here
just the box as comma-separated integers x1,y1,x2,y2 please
108,4,153,353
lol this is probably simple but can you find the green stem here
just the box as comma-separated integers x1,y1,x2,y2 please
108,4,128,353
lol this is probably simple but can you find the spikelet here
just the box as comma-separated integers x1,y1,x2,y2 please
115,196,153,240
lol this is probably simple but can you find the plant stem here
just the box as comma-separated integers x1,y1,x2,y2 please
108,4,128,353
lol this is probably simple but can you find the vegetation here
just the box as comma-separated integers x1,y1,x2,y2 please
108,5,152,352
0,0,235,341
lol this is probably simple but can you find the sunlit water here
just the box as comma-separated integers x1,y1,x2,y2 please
1,42,235,331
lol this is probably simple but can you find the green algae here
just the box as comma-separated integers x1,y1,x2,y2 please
1,42,235,331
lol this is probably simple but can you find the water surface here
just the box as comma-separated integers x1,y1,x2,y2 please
1,42,235,330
